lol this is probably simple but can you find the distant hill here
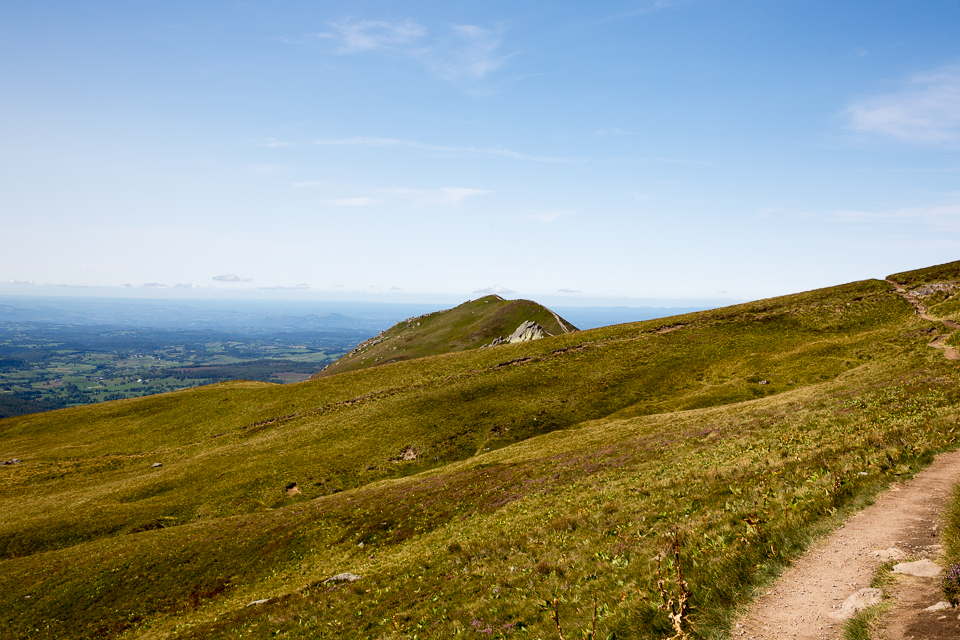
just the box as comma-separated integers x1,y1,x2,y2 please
312,295,577,378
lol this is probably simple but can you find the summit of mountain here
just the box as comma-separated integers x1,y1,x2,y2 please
312,295,577,378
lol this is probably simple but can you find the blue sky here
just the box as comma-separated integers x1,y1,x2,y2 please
2,1,959,306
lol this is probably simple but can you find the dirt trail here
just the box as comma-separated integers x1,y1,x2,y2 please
735,449,960,639
549,308,574,334
886,278,960,360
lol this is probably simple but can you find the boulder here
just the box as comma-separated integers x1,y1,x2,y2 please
325,572,361,584
829,588,883,620
923,602,954,612
892,559,942,577
871,548,906,561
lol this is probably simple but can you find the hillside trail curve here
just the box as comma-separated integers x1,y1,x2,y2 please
733,280,960,638
734,449,960,639
886,278,960,360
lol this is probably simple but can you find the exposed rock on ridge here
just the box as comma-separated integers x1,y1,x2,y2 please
482,320,547,348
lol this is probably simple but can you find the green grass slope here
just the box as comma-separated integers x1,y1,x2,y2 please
888,258,960,286
312,295,577,379
1,274,958,639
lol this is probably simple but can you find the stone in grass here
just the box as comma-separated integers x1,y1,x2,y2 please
892,559,942,578
324,572,361,584
923,602,954,612
151,463,162,468
246,598,270,606
829,588,883,620
871,548,906,561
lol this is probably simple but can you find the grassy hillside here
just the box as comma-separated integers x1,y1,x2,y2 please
313,296,576,379
889,259,960,324
888,258,960,286
1,273,958,639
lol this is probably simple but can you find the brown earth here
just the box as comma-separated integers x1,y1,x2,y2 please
880,572,960,640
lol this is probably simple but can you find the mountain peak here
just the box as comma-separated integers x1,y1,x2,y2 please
313,296,577,378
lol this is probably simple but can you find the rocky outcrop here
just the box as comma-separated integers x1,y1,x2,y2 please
482,321,547,348
507,320,546,343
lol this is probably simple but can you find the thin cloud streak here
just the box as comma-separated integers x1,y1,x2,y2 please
324,188,489,208
845,64,960,145
380,187,489,206
313,136,576,162
834,203,960,229
590,0,692,26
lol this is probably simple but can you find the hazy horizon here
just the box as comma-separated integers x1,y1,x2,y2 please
0,293,718,332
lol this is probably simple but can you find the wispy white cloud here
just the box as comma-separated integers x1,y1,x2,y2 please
326,19,426,54
557,288,581,293
314,136,574,162
426,24,508,83
834,203,960,228
306,18,508,90
324,188,488,208
845,64,960,145
473,285,515,294
522,209,576,223
212,274,252,282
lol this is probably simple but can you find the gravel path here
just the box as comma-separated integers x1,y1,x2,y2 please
735,449,960,639
886,278,960,359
